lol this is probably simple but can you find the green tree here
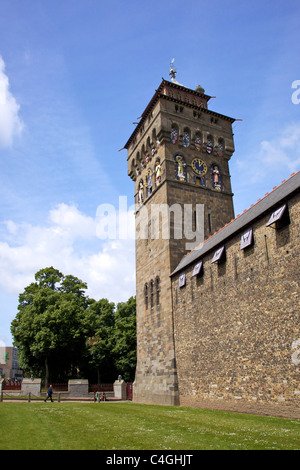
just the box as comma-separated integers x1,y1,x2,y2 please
11,267,137,385
113,296,136,382
86,298,117,383
11,267,93,383
85,296,137,383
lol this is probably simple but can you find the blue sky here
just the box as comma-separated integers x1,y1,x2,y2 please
0,0,299,345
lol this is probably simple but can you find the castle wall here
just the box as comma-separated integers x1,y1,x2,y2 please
134,184,179,405
172,191,300,412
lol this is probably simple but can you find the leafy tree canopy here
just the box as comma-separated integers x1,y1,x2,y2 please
113,297,136,382
11,267,93,383
11,267,136,384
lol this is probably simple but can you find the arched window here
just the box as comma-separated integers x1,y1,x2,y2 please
194,132,202,151
155,277,160,306
150,280,154,308
182,128,190,148
170,124,179,144
144,283,148,310
152,128,157,142
206,134,214,154
217,138,224,157
131,158,136,172
147,136,151,154
142,144,150,165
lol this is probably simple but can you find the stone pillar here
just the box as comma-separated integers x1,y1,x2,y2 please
68,379,89,397
21,378,41,396
114,376,127,400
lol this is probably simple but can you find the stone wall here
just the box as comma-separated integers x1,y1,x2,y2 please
172,191,300,411
134,184,179,406
68,379,89,397
21,378,42,396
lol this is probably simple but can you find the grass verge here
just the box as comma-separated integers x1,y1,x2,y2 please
0,402,299,450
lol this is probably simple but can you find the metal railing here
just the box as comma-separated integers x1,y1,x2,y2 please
89,383,113,393
41,383,68,392
2,380,22,390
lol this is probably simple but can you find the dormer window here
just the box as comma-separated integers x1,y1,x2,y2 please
192,261,203,277
211,246,226,264
179,273,186,288
266,204,290,229
240,228,253,249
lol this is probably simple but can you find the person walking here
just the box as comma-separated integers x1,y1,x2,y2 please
44,385,53,402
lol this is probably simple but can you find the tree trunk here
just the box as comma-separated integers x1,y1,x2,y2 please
45,357,49,385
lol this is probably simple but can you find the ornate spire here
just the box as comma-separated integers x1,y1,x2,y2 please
169,58,182,86
169,58,177,82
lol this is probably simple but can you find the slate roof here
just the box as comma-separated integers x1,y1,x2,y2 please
171,171,300,276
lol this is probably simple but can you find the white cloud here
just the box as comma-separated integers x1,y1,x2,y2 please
48,203,97,240
278,122,300,152
236,122,300,184
260,123,300,172
0,56,23,147
0,203,135,303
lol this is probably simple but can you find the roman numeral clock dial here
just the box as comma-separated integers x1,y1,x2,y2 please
191,158,207,176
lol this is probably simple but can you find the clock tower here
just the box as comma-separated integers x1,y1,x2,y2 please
124,65,236,405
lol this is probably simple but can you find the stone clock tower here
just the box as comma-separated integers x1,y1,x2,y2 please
124,65,236,405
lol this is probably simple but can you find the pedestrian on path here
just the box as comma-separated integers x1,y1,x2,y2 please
44,385,53,402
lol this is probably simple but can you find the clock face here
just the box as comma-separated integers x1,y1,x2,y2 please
183,132,190,148
191,158,207,176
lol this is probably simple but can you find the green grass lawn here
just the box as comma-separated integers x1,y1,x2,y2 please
0,402,299,450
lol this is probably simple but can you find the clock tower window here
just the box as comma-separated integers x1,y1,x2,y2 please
182,128,190,148
217,138,224,157
206,134,214,154
194,132,202,151
171,125,179,144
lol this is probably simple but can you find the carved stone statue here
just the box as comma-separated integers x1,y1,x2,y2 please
155,160,162,185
